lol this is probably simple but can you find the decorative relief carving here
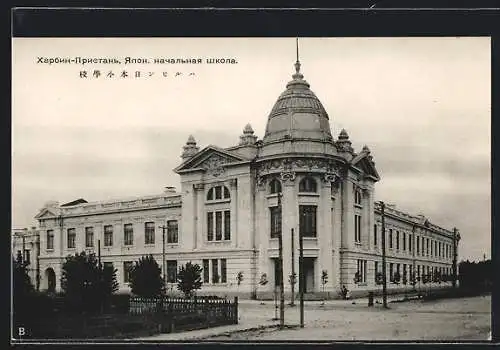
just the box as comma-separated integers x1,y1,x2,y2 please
193,183,205,191
280,171,296,183
202,154,227,177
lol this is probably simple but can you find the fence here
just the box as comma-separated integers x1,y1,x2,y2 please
129,296,238,332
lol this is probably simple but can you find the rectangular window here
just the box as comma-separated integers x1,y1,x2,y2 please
203,259,209,283
221,259,227,283
426,238,429,256
207,212,214,241
389,229,393,249
373,224,378,246
396,231,400,250
123,261,133,283
85,226,94,248
417,265,421,279
356,260,367,283
67,228,76,249
215,211,223,241
431,240,434,256
145,222,155,245
103,262,113,270
299,205,317,237
212,259,219,283
374,261,379,282
403,232,406,251
416,236,420,254
224,210,231,240
389,263,394,282
167,260,177,283
409,234,412,252
167,220,178,244
47,230,54,250
270,206,282,238
354,214,361,243
124,224,134,246
104,225,113,247
215,186,222,200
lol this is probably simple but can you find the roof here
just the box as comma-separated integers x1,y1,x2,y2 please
60,198,88,207
262,60,333,145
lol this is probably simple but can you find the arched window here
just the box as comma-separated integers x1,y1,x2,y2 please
354,189,362,205
299,176,317,193
269,178,282,194
207,185,231,201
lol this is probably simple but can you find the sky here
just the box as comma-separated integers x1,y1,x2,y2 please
12,37,491,262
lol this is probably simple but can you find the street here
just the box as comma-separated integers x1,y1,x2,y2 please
209,295,491,341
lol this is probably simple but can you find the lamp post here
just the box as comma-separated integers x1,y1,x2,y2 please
380,201,388,309
277,192,285,329
159,224,168,292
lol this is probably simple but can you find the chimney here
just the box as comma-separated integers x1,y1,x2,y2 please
164,186,176,194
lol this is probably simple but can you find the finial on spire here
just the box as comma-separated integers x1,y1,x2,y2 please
294,37,301,75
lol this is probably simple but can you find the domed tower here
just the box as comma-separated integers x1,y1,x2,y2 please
260,47,336,158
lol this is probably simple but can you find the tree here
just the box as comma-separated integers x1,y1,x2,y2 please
321,270,328,305
13,251,34,297
258,273,268,304
129,255,164,298
236,271,244,293
13,252,35,326
61,251,118,313
176,262,202,298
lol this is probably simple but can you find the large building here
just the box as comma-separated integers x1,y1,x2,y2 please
28,56,460,298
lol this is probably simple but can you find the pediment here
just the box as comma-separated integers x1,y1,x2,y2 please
35,208,59,219
351,155,380,181
174,146,248,175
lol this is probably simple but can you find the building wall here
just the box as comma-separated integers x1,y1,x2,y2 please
31,164,458,298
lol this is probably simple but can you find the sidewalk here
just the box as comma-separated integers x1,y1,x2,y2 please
134,293,418,341
133,317,278,341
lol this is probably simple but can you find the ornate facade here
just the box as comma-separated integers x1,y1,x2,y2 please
30,58,460,298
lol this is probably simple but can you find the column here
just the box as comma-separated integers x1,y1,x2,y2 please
193,183,205,250
281,175,296,293
256,183,269,293
341,177,355,250
332,181,342,290
229,178,238,248
319,180,333,293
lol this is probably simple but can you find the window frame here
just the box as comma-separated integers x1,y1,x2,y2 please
124,223,134,246
145,221,155,245
299,176,318,193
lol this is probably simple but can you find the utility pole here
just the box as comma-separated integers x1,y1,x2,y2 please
412,225,416,291
22,234,26,264
452,227,458,289
159,225,167,290
299,221,304,328
290,228,295,306
381,201,388,308
98,239,103,313
277,192,285,329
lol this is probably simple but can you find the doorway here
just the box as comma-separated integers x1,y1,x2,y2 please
303,258,315,293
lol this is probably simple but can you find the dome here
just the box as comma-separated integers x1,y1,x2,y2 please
262,60,333,144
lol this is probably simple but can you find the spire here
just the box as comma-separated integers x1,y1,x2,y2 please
239,123,257,145
181,135,200,160
292,37,304,81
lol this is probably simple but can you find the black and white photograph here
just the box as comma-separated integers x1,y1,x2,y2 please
11,35,491,342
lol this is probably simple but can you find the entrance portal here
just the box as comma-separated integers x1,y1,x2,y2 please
44,268,56,292
303,258,315,293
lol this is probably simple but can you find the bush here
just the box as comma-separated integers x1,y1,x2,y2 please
129,255,164,298
177,262,203,298
61,251,118,313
